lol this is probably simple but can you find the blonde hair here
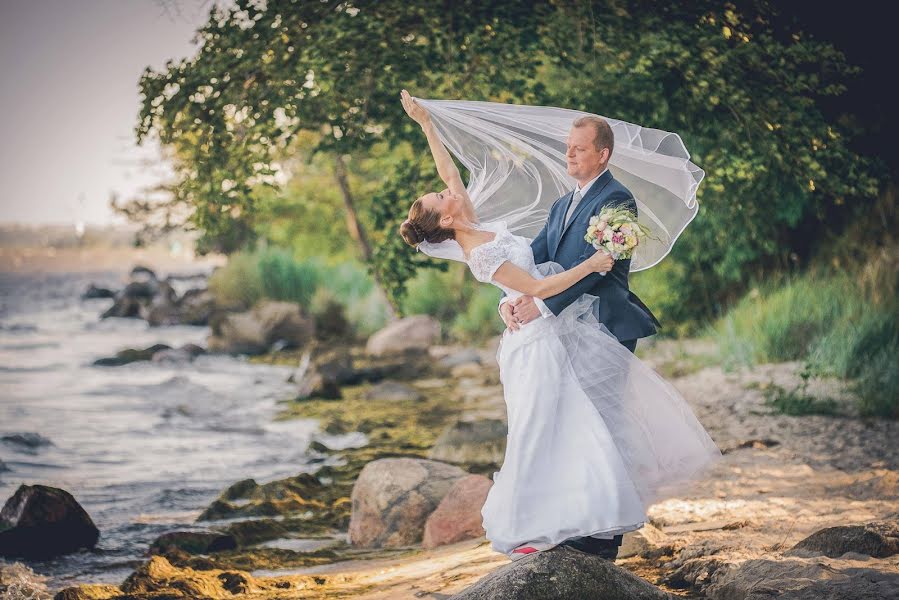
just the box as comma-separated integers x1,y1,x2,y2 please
573,115,614,157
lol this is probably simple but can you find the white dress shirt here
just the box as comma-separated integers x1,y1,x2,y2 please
564,168,607,226
499,168,610,321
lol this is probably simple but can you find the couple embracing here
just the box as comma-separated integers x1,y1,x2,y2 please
398,90,721,561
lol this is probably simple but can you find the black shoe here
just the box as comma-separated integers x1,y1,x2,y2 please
561,536,619,560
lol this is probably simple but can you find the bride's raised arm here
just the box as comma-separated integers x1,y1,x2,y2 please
400,90,477,223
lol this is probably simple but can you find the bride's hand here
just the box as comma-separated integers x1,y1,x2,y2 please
587,249,614,273
400,89,430,126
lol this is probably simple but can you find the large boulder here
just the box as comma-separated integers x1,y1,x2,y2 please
208,301,315,355
428,419,507,465
0,484,99,559
365,315,440,356
701,556,899,600
348,458,468,548
786,519,899,559
423,474,491,548
450,545,671,599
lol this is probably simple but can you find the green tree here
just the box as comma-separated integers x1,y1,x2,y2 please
540,1,881,322
134,0,549,312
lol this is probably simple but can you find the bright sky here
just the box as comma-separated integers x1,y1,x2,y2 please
0,0,214,225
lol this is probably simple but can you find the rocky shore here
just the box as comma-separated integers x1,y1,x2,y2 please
2,267,897,599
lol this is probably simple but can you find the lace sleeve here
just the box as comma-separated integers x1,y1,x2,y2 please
468,242,509,283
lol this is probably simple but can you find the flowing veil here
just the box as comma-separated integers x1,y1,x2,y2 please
414,97,704,271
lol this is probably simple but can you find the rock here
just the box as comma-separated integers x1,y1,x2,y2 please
175,288,218,326
312,295,351,341
451,362,484,378
0,484,99,560
147,287,217,327
151,344,206,365
148,530,237,556
618,523,668,559
308,440,332,453
0,562,52,598
438,348,482,369
364,381,424,402
2,432,53,450
348,457,468,548
93,343,171,367
423,474,491,548
130,265,158,281
208,301,314,355
100,295,142,319
54,584,122,599
702,556,899,600
294,349,352,400
221,478,258,500
120,555,251,597
81,284,115,299
450,545,670,599
0,459,8,472
786,519,899,558
365,315,440,356
428,419,507,465
120,279,160,301
197,472,325,521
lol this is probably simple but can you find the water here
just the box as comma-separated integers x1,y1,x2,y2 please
0,270,361,591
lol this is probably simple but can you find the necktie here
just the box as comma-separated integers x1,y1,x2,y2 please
564,189,583,227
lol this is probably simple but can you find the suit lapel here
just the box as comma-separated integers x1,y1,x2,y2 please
558,169,614,241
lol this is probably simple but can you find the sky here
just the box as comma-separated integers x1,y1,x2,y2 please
0,0,214,225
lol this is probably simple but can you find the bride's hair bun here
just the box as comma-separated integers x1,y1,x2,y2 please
400,219,425,246
399,196,456,247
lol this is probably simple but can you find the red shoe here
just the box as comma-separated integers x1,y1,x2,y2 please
509,541,554,560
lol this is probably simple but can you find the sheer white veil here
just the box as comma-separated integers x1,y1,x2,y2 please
414,97,703,271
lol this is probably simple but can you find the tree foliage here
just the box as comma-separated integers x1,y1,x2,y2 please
132,0,885,324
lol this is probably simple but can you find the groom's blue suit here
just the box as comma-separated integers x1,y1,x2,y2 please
529,169,660,346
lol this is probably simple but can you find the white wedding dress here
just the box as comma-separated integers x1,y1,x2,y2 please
466,220,722,556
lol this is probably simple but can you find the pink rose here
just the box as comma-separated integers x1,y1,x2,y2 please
612,233,625,244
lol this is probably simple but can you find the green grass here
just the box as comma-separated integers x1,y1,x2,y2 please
713,256,898,418
209,248,392,338
763,383,840,416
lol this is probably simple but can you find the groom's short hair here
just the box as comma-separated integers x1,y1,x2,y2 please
573,115,614,157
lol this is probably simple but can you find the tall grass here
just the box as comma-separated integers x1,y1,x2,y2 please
713,249,898,418
208,247,392,337
400,264,507,341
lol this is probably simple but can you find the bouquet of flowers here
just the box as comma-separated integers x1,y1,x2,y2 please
584,206,652,259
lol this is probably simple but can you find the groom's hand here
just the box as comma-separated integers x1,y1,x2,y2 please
511,296,541,325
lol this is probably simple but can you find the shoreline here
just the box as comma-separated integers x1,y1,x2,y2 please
15,338,894,599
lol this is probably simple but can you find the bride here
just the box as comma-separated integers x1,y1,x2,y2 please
397,90,721,561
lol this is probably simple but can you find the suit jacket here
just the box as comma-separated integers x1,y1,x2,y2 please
530,169,660,342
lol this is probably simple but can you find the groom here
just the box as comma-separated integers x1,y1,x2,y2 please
498,114,660,558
